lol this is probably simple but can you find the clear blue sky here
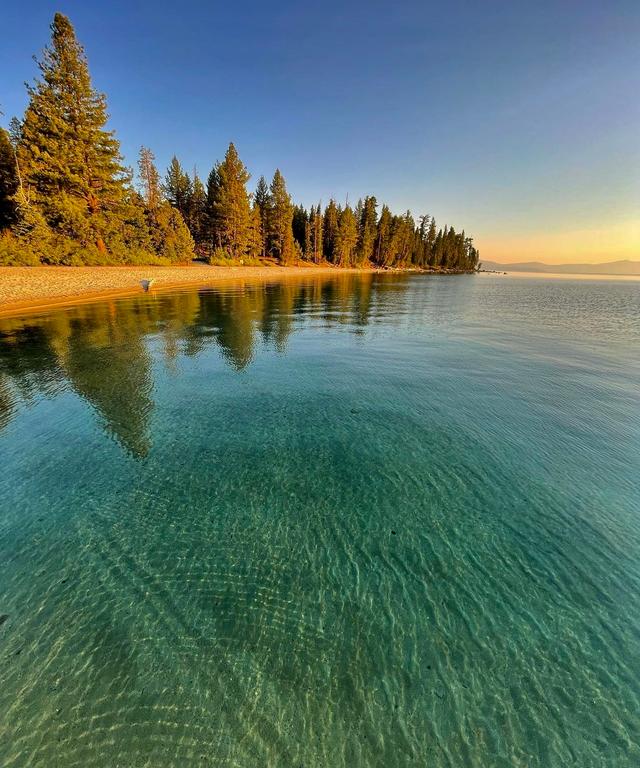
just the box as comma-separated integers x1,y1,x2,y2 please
1,1,638,261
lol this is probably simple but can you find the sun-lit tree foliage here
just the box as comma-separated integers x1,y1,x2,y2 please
1,13,479,271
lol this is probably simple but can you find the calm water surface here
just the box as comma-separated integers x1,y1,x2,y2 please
0,273,639,767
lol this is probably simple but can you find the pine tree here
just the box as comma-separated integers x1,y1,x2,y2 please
323,199,339,263
385,214,407,267
138,147,162,213
356,195,377,264
309,204,323,263
354,199,364,230
397,211,416,266
0,127,18,230
433,228,444,267
17,13,128,253
207,143,254,260
426,217,437,267
136,147,193,262
292,204,308,255
254,175,270,258
148,205,195,263
189,172,207,246
374,204,392,266
267,169,294,264
464,232,479,270
204,165,219,247
304,211,312,260
248,203,263,261
164,156,192,223
334,205,358,266
413,215,429,267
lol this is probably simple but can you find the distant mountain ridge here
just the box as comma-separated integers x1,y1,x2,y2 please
481,259,640,275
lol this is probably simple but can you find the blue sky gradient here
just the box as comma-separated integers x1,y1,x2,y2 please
2,1,638,261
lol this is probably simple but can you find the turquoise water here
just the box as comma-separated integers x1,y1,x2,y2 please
0,273,639,767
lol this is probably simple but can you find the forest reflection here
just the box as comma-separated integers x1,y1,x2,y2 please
0,273,410,457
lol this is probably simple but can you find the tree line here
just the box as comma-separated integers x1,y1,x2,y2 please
0,13,479,271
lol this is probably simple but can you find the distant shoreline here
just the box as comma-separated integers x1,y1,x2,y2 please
0,263,473,318
478,269,640,281
481,259,640,276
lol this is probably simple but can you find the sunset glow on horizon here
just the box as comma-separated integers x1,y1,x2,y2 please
477,218,640,265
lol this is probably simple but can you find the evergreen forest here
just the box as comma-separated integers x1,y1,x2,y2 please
0,14,479,271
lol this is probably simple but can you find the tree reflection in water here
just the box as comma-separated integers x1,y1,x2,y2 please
0,273,408,457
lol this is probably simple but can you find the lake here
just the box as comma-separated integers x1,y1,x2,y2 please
0,273,639,767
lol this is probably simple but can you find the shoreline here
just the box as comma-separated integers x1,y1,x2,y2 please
0,264,385,318
0,263,475,319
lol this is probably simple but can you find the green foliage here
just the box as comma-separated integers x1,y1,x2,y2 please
0,128,18,230
267,169,294,264
164,156,192,222
4,13,194,265
253,175,270,258
207,247,236,266
356,196,377,265
188,173,208,248
323,200,340,263
17,13,129,252
207,246,262,267
138,147,162,212
1,12,479,270
135,148,193,262
308,204,323,263
334,205,358,266
248,203,263,261
148,205,195,263
164,157,191,208
0,233,41,265
206,143,256,260
374,205,392,265
292,203,322,263
292,204,307,255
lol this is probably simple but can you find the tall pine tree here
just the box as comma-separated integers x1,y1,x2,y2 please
137,147,194,262
292,204,307,255
356,195,377,265
323,199,339,263
334,205,358,266
373,205,393,267
309,204,323,263
17,13,129,253
426,217,437,266
138,147,162,213
164,156,192,224
189,172,207,247
267,169,295,264
207,143,255,260
254,175,270,258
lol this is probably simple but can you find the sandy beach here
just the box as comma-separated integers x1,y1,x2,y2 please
0,264,379,317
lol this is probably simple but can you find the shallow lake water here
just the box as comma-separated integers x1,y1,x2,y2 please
0,273,639,767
